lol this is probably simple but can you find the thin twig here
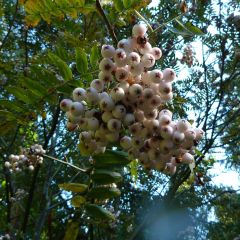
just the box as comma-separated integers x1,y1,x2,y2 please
134,10,153,32
43,154,88,173
96,0,118,46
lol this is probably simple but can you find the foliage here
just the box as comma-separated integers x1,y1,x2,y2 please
0,0,239,239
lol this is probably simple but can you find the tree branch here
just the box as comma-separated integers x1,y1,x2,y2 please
96,0,118,46
0,0,19,51
21,104,61,234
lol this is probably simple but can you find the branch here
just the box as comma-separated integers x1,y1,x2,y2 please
96,0,118,46
0,0,19,51
21,104,61,234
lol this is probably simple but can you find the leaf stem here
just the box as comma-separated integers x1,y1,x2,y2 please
134,10,153,32
149,14,184,36
43,154,87,173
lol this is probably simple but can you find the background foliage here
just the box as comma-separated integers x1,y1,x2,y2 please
0,0,239,239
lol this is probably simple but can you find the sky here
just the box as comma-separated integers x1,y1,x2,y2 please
148,0,240,190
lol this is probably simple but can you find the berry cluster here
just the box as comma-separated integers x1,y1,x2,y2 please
180,44,195,67
60,24,204,175
5,144,45,172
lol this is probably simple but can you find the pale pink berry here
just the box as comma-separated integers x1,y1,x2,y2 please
182,153,194,164
90,79,104,92
151,47,162,60
139,42,152,55
87,117,99,131
163,68,176,82
72,88,86,102
160,125,173,139
195,128,204,141
132,24,147,37
110,87,125,101
185,129,197,141
159,114,171,125
149,70,163,83
123,113,135,126
115,67,129,81
129,84,143,98
159,81,172,94
129,63,144,76
98,71,113,83
173,131,185,144
107,119,121,132
114,49,127,67
101,45,115,58
99,96,115,111
99,58,115,72
117,39,133,53
177,119,191,132
60,99,73,112
70,102,84,116
86,87,99,103
141,53,155,68
159,109,173,119
143,88,154,100
102,111,113,123
160,92,173,102
112,105,126,119
120,136,132,150
128,52,141,66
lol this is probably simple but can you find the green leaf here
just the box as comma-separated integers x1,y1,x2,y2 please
71,196,86,207
91,169,122,184
0,100,26,112
167,26,192,36
48,53,72,81
59,183,88,193
79,4,96,14
129,159,138,182
0,121,17,136
94,150,131,168
87,186,121,200
195,149,204,157
55,46,69,62
90,45,99,67
1,180,6,188
123,0,132,8
21,77,48,97
75,48,88,74
64,221,79,240
185,22,205,35
113,0,124,11
0,110,16,121
76,0,85,7
85,204,115,221
6,86,38,104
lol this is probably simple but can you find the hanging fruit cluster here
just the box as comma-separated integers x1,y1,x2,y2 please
180,44,196,67
60,24,204,175
5,144,45,172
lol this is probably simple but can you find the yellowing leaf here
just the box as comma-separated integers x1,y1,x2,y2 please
64,221,79,240
59,183,88,193
71,196,86,207
25,14,41,27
